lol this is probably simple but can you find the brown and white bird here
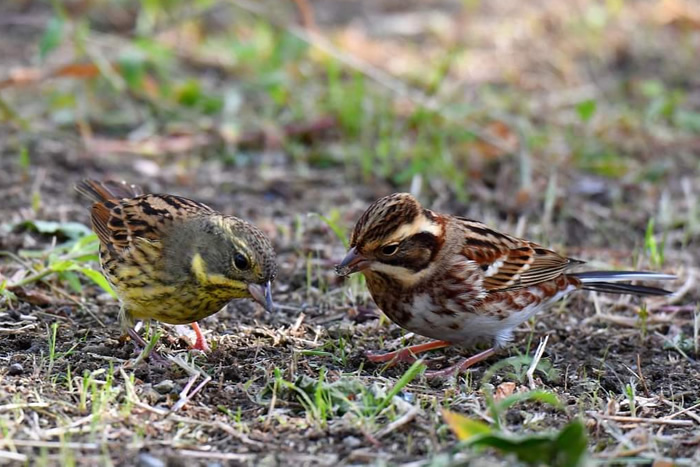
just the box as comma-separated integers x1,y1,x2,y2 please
76,180,277,353
336,193,675,377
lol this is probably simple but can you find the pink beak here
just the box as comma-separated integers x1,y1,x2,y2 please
247,281,274,311
335,247,371,276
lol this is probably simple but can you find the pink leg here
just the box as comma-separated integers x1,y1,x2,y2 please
425,347,497,378
190,322,210,352
366,340,451,365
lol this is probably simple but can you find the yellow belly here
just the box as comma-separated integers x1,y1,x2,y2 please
101,244,250,325
119,282,246,324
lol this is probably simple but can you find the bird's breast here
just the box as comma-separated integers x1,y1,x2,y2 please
364,260,492,344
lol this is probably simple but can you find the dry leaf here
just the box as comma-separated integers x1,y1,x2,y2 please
494,382,517,401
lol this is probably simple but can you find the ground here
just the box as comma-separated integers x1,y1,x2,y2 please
0,0,699,465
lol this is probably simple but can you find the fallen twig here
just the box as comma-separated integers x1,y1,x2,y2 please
527,335,549,389
590,413,695,426
374,405,420,439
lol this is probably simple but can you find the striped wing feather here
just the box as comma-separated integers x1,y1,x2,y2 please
457,217,577,292
91,193,214,254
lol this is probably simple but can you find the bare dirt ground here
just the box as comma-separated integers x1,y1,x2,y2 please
1,0,699,465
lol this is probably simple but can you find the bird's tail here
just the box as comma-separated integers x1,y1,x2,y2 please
75,179,143,203
571,271,675,296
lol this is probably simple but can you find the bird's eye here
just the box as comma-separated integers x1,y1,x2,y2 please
381,244,399,256
234,253,250,270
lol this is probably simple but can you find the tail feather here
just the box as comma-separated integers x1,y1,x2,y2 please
572,270,675,296
75,179,143,203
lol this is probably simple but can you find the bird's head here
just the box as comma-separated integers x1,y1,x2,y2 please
192,216,278,311
335,193,445,286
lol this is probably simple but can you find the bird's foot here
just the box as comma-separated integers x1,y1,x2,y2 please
189,322,210,353
366,348,420,365
424,347,497,379
365,340,451,366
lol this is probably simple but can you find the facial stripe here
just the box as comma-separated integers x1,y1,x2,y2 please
191,252,248,290
368,261,440,288
191,253,208,284
384,214,443,245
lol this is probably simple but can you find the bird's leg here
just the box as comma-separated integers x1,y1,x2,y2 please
366,340,451,365
424,347,497,378
190,322,210,352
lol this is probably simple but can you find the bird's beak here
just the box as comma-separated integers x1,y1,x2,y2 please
335,247,371,276
248,281,274,312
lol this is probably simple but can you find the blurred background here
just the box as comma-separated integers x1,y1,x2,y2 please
2,1,698,215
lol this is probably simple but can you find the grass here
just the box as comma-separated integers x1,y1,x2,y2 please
0,0,698,465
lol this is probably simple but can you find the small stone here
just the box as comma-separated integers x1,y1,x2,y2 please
137,452,165,467
8,363,23,376
343,435,361,448
154,379,175,394
82,345,113,356
96,293,115,305
327,322,354,339
140,387,163,405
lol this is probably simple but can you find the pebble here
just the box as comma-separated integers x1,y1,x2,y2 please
82,345,113,356
137,453,165,467
8,363,23,376
141,387,164,405
154,379,175,394
327,322,355,339
343,435,362,448
96,293,115,305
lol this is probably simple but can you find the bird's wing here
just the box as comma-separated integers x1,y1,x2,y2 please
90,194,214,254
456,217,579,292
75,179,143,203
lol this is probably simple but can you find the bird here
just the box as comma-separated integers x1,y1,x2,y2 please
75,179,277,354
335,193,675,377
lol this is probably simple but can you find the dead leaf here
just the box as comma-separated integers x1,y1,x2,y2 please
12,288,71,307
471,121,519,161
656,0,700,29
0,62,121,90
494,382,516,401
442,410,491,441
0,67,41,89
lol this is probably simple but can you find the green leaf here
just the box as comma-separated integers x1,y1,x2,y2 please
71,233,100,253
118,51,146,89
176,80,202,107
467,433,557,464
19,146,30,172
576,99,597,122
312,210,348,248
79,267,117,298
460,419,588,467
60,271,83,294
675,110,700,132
32,192,41,212
640,79,665,98
494,389,563,415
39,17,65,61
443,410,491,441
373,359,425,416
50,260,76,272
14,220,92,240
552,420,588,467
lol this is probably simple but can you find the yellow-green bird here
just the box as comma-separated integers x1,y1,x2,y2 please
75,179,277,352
